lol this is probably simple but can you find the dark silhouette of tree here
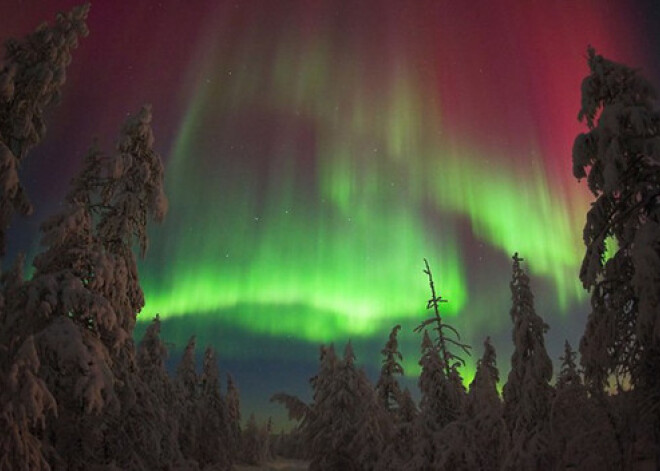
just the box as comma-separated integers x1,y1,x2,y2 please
573,47,660,467
574,47,660,392
557,340,581,391
269,391,309,461
502,253,554,470
414,259,470,378
270,392,309,422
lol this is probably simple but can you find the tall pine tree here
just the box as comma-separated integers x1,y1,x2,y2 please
501,253,554,470
408,259,469,470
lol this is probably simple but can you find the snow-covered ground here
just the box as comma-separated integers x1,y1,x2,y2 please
234,458,309,470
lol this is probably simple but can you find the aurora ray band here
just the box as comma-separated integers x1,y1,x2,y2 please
135,0,648,369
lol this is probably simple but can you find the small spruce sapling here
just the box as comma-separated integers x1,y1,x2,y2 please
376,324,404,413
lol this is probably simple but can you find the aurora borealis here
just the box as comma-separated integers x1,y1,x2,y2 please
4,0,660,422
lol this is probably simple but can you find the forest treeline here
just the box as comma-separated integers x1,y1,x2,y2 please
1,5,659,471
0,6,260,470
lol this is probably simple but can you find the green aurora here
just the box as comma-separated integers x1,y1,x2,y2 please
138,26,590,381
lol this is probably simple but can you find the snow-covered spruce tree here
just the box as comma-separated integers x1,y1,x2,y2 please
85,106,169,469
12,105,169,469
574,47,660,390
0,253,26,351
240,414,272,465
467,337,501,417
407,331,449,470
375,324,404,413
22,146,121,469
415,332,473,471
346,344,391,471
302,344,336,463
557,340,581,390
94,104,167,340
176,335,200,463
136,314,170,395
407,259,469,471
135,315,185,468
0,335,57,471
241,413,261,465
306,342,387,471
0,8,89,465
573,47,660,467
226,372,242,458
550,341,621,470
271,345,341,464
501,253,554,471
260,417,274,462
0,4,89,255
378,387,417,470
20,106,168,468
307,342,356,470
376,325,416,470
463,337,507,471
177,335,198,401
197,346,231,470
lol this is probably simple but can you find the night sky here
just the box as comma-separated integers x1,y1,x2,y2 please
3,0,660,426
